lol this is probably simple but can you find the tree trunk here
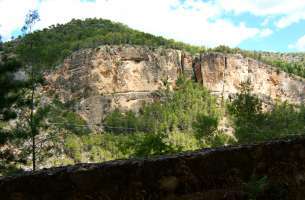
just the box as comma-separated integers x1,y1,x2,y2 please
30,67,36,171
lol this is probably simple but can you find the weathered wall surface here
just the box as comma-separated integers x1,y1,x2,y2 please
47,45,193,125
1,137,305,200
195,53,305,104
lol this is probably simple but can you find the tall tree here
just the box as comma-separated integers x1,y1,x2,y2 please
228,80,265,143
15,10,91,172
20,10,40,171
228,81,305,143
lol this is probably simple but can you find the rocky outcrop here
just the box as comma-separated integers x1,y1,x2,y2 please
194,53,305,105
47,46,305,126
47,45,193,125
1,137,305,200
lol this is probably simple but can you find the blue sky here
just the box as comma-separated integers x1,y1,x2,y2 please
1,0,305,52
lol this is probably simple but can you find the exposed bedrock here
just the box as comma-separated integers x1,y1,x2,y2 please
194,53,305,105
47,45,193,124
47,46,305,125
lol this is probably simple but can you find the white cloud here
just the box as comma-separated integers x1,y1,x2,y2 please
259,28,273,37
261,17,272,27
276,12,305,29
217,0,305,28
0,0,274,47
0,0,38,40
218,0,305,16
289,35,305,51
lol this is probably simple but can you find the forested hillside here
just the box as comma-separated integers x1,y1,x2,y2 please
3,18,204,68
0,16,304,176
2,18,305,78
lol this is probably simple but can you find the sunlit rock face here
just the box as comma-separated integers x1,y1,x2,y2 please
194,53,305,105
47,45,193,125
47,46,305,126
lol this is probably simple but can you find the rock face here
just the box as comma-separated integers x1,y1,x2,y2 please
47,46,305,126
47,45,193,125
194,53,305,105
1,137,305,200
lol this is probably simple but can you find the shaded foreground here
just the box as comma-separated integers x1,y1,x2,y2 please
1,137,305,200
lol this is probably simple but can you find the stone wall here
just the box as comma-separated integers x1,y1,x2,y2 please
1,137,305,200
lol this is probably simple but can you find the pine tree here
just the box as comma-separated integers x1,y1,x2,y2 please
228,80,265,143
19,9,41,171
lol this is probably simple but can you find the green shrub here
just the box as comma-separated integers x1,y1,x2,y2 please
64,135,82,162
193,114,219,139
228,81,305,143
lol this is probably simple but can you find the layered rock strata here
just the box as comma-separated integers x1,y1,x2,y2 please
47,45,193,125
194,53,305,105
47,46,305,126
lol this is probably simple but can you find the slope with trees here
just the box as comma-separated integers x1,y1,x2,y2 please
1,13,305,175
4,18,205,69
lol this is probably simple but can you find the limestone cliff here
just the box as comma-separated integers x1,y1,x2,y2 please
47,45,193,125
47,46,305,126
194,53,305,105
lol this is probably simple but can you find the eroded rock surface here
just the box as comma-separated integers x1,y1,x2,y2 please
1,137,305,200
195,53,305,105
47,47,305,126
47,45,193,125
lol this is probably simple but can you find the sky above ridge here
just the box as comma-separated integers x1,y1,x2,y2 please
1,0,305,52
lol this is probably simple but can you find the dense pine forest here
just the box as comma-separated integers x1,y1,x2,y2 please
3,18,204,68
